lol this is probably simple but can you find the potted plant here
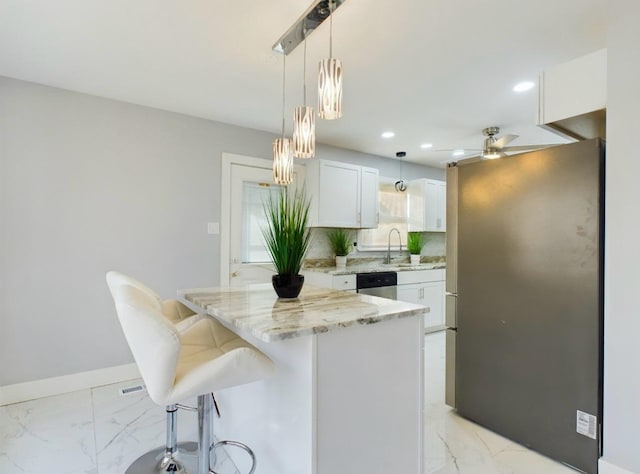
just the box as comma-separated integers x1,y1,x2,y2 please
407,232,425,265
262,187,313,298
327,228,352,268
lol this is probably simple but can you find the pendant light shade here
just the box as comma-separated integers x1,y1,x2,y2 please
293,38,316,158
293,106,316,158
273,137,294,185
318,1,343,120
273,53,293,184
318,58,343,120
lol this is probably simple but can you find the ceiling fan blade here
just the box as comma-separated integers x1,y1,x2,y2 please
500,144,556,152
440,154,482,165
431,147,482,152
492,134,519,149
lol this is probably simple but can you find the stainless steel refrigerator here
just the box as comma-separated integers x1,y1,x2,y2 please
445,139,604,473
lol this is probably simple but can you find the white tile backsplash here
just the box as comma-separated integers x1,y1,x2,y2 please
306,228,446,261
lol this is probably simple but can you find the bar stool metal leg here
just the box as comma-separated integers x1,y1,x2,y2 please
197,394,213,474
125,405,197,474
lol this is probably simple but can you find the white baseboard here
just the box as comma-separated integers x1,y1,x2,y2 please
0,363,140,406
599,458,636,474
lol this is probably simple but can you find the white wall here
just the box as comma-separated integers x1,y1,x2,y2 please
602,1,640,473
0,76,443,386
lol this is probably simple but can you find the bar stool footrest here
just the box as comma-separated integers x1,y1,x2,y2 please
209,440,256,474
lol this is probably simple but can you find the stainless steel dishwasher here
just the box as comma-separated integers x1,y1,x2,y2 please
356,271,397,299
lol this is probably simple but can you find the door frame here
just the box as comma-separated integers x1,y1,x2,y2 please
220,152,306,286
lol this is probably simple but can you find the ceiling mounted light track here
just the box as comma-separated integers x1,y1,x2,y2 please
272,0,347,55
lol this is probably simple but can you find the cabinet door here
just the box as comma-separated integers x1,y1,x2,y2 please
408,179,446,232
407,179,425,232
422,281,445,328
360,167,379,228
397,281,445,329
424,180,439,231
318,161,361,227
435,181,446,231
396,284,422,305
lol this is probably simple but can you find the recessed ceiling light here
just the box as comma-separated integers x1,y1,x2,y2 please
452,149,465,157
420,143,433,149
381,131,395,139
513,81,535,92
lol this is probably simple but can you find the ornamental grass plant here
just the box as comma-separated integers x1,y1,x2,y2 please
407,232,425,255
262,187,312,276
327,228,352,257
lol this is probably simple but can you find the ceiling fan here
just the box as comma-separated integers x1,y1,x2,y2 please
477,126,554,160
438,126,557,164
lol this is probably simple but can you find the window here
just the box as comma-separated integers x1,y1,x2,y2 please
358,177,408,251
241,182,284,263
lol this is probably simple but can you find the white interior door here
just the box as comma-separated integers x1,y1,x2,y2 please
229,166,282,286
220,154,305,287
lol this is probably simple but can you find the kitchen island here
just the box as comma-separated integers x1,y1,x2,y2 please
179,284,426,474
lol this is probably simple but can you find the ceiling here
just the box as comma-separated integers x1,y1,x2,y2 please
0,0,607,167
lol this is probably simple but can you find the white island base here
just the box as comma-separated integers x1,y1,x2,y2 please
180,286,425,474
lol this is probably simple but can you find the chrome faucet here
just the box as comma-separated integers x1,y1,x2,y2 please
386,228,402,264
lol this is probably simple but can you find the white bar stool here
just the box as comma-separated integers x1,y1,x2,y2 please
107,271,275,474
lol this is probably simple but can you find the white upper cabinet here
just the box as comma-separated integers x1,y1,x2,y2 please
537,48,607,140
360,166,380,228
407,178,446,232
306,159,379,228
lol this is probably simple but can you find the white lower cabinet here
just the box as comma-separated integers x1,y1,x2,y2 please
396,269,446,331
303,271,356,292
397,281,445,328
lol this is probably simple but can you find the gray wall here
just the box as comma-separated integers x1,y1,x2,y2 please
0,76,442,386
602,1,640,472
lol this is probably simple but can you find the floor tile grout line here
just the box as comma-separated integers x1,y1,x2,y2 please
90,386,100,474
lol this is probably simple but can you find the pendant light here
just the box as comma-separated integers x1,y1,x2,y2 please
273,54,294,185
318,0,343,120
293,38,316,158
395,151,407,192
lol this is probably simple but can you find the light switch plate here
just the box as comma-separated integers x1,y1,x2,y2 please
207,222,220,235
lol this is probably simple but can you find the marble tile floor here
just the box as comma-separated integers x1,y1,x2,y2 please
0,331,578,474
0,382,239,473
423,332,577,474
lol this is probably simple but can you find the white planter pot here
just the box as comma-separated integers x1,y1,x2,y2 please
410,254,421,266
335,255,347,268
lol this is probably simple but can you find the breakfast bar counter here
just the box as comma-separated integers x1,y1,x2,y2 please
179,284,426,474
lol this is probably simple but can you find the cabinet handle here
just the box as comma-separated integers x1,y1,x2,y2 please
420,288,424,299
436,217,441,228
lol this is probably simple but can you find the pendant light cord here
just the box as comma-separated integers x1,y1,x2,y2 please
281,54,286,138
329,0,334,58
303,38,307,107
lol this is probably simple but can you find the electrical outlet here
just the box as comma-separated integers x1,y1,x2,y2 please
207,222,220,235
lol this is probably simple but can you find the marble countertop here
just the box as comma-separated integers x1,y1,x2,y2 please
303,262,446,276
179,284,428,342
